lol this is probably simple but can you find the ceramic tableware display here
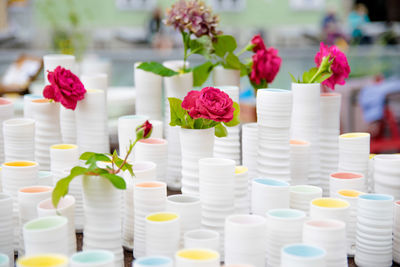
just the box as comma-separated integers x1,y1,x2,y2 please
256,89,292,181
224,214,267,267
183,229,220,251
23,216,69,256
394,200,400,264
133,181,167,259
17,254,68,267
31,99,62,170
373,154,400,200
289,185,323,215
234,166,250,214
266,209,306,267
212,65,240,88
135,138,168,182
355,194,394,267
303,219,347,267
3,118,35,162
309,198,350,224
329,172,365,197
37,195,77,255
281,244,327,267
241,123,258,179
319,93,341,196
213,86,241,165
70,250,115,267
289,139,310,185
175,248,220,267
133,256,173,267
134,62,163,121
118,115,149,161
251,178,290,216
0,193,13,267
145,212,180,258
291,83,321,187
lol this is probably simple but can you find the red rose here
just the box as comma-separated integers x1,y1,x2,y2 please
251,34,266,52
182,87,234,123
250,47,281,85
136,120,153,139
43,66,86,110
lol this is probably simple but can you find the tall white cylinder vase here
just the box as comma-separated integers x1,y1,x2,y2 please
31,99,62,170
241,123,258,179
329,172,365,197
164,60,192,190
23,94,41,118
3,118,35,162
175,249,220,267
59,108,76,144
303,219,347,267
37,196,76,256
373,154,400,200
368,154,375,193
82,175,123,266
1,161,38,250
320,93,341,196
75,90,109,154
291,83,321,187
281,244,327,267
43,54,76,84
149,120,163,138
118,115,149,160
234,166,250,214
289,185,323,215
224,214,267,267
135,138,168,182
0,98,14,164
355,194,394,267
134,62,163,120
394,200,400,264
266,209,306,267
289,139,310,185
0,193,14,267
256,89,292,181
180,128,214,196
212,65,240,88
213,86,241,164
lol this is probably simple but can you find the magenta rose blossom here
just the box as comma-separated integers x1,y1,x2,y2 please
182,87,234,123
250,47,282,85
314,42,350,90
251,34,266,52
43,66,86,110
136,120,153,139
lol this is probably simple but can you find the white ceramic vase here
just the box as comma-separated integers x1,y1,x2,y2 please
0,193,13,267
256,89,292,181
149,120,163,138
175,249,220,267
70,250,115,267
43,54,76,84
50,144,80,176
0,98,14,164
309,198,350,224
373,154,400,200
289,185,323,215
23,94,41,119
394,200,400,264
281,244,327,267
291,83,321,187
368,154,375,193
241,123,258,179
212,65,240,88
17,254,68,267
31,99,62,170
59,108,76,144
135,138,168,182
289,139,310,185
38,171,54,186
133,256,173,267
0,254,9,267
184,229,220,252
118,115,149,161
329,172,365,197
3,118,35,162
234,166,250,214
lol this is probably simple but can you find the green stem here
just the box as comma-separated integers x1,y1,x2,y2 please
182,32,189,73
114,138,138,174
308,66,324,84
237,43,255,57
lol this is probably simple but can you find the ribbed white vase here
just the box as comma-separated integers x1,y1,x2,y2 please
60,108,76,144
213,86,241,165
135,138,168,182
291,83,321,187
281,244,327,267
241,123,258,179
368,154,375,193
289,139,310,185
0,193,14,267
30,99,62,170
118,115,149,161
149,120,163,138
134,62,163,120
82,175,123,266
23,94,41,119
319,93,341,195
257,89,292,181
289,185,323,215
212,65,240,88
373,154,400,200
180,128,215,197
234,166,250,214
164,60,192,190
0,98,14,163
394,200,400,264
3,118,35,162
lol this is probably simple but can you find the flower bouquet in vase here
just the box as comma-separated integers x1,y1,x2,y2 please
290,42,350,188
168,86,240,196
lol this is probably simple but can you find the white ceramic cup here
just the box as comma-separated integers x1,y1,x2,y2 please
70,250,115,267
133,256,173,267
329,172,365,197
251,178,290,215
281,243,326,267
175,248,220,267
17,253,69,267
184,229,220,251
309,198,350,224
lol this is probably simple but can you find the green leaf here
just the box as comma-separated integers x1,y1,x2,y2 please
84,153,111,171
52,166,88,208
168,97,186,127
193,118,204,129
80,152,95,160
212,35,237,58
239,63,249,77
289,73,299,83
215,123,228,137
137,62,179,77
224,101,240,127
302,67,318,83
250,78,268,90
192,61,214,87
189,36,213,58
225,52,241,70
314,72,333,83
100,173,126,189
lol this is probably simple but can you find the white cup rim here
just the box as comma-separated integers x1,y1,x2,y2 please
3,118,35,127
304,219,345,231
167,194,200,205
282,243,327,260
184,229,220,241
226,214,266,226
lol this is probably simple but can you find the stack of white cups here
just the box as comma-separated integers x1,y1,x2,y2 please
0,98,13,164
145,212,180,257
213,86,241,165
303,219,347,267
199,158,235,257
234,166,250,214
329,172,365,197
266,209,306,267
37,195,77,255
241,123,258,179
319,93,341,195
373,154,400,200
281,244,327,267
224,214,267,267
0,193,13,266
256,89,292,181
75,89,109,154
133,181,167,258
135,138,168,182
355,194,394,267
118,115,149,161
289,139,310,185
3,118,35,162
134,62,163,120
394,200,400,264
289,185,323,215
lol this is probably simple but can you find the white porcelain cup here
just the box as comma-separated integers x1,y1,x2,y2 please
310,198,350,224
175,248,220,267
17,253,69,267
281,244,326,267
251,178,290,215
166,194,201,235
329,172,365,197
290,185,323,215
70,250,115,267
133,256,173,267
0,253,9,267
184,229,220,251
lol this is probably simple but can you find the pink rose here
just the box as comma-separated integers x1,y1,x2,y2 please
251,34,266,52
182,87,234,123
250,47,281,85
43,66,86,110
314,42,350,90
